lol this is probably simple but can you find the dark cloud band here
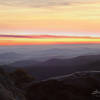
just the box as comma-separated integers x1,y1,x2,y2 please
0,35,98,39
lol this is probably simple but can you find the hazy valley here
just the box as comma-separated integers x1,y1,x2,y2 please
1,44,100,100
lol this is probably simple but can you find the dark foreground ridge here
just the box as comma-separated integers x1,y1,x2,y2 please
0,68,100,100
0,68,26,100
26,71,100,100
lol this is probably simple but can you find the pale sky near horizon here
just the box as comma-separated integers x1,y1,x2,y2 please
0,0,100,36
0,0,100,45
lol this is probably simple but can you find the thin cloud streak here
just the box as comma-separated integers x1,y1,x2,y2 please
0,34,100,39
0,0,99,8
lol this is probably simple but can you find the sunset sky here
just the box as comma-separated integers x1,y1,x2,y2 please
0,0,100,45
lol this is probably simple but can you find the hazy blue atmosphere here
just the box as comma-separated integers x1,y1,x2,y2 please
0,44,100,64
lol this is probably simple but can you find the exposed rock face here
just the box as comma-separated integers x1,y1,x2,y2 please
26,71,100,100
0,68,26,100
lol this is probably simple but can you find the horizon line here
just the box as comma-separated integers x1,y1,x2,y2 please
1,34,100,45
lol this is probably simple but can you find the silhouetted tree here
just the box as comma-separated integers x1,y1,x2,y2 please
9,68,35,89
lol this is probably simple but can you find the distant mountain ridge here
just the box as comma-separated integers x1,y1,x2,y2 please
1,44,100,64
0,52,22,64
7,54,100,80
10,59,40,67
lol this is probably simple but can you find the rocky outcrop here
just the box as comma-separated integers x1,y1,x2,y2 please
26,71,100,100
0,68,26,100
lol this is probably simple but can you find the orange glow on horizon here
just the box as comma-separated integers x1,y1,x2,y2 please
1,35,100,45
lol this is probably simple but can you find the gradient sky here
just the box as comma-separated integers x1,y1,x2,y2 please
0,0,100,45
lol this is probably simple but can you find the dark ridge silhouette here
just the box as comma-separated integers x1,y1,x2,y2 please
3,54,100,80
26,71,100,100
0,67,100,100
19,54,100,80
